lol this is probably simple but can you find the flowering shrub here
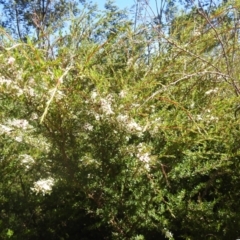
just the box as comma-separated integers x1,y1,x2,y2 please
1,1,240,239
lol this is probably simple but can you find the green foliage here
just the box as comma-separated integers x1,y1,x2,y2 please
1,1,240,239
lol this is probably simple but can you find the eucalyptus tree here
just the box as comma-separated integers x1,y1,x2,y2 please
0,0,82,41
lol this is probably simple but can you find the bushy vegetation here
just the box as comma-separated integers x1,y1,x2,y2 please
1,0,240,239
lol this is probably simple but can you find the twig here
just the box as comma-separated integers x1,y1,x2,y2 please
40,65,73,124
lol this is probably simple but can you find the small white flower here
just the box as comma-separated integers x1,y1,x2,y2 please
117,114,128,123
137,152,150,163
16,88,24,96
28,87,35,97
100,98,114,115
48,89,65,100
0,77,12,86
15,136,23,142
7,57,15,65
144,163,150,171
8,119,29,130
164,228,173,239
31,113,38,120
205,88,218,95
119,90,127,98
94,113,100,121
196,115,203,121
28,78,35,85
137,143,151,171
20,154,35,165
0,124,12,134
193,30,201,37
206,115,219,123
79,74,87,79
84,123,93,131
117,114,142,134
31,177,55,195
150,105,155,113
190,102,195,109
209,116,219,121
91,91,98,100
127,120,142,132
131,103,140,108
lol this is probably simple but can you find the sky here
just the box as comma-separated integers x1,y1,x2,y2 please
93,0,184,21
94,0,160,16
94,0,160,22
96,0,137,10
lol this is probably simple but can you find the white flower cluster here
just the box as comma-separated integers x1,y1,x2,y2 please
195,109,219,123
7,57,15,65
91,91,114,116
0,73,36,97
0,122,24,142
7,119,30,130
84,123,94,131
117,114,142,135
136,143,151,171
48,88,65,100
0,76,23,96
24,135,51,152
148,117,161,136
15,136,23,142
100,97,114,115
119,90,127,98
91,91,98,100
19,154,35,169
205,88,218,95
89,90,145,138
0,76,12,87
193,29,201,37
196,115,203,121
30,113,38,120
31,177,55,195
163,228,174,239
1,118,51,150
0,124,12,134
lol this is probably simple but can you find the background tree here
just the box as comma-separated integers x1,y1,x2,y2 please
0,0,82,44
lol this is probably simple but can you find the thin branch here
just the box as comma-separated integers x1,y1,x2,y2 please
40,65,73,124
197,9,230,75
14,5,23,41
197,8,240,96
